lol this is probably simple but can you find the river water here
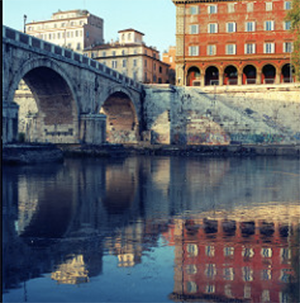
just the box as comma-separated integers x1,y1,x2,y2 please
2,156,300,303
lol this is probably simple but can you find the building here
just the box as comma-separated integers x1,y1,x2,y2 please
25,9,104,53
84,29,171,84
162,46,177,84
172,0,296,86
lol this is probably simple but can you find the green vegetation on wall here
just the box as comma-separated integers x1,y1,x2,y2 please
286,0,300,81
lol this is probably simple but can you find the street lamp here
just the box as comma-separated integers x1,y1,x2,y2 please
23,14,27,33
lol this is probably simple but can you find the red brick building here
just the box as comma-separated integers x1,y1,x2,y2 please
164,215,298,303
172,0,296,86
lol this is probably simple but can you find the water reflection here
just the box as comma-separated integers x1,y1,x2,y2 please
2,157,300,302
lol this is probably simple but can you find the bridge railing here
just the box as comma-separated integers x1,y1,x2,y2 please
3,26,143,92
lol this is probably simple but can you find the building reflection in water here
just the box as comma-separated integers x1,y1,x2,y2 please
165,205,299,303
2,157,299,302
51,255,89,285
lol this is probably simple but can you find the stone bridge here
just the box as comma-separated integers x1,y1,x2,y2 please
2,26,144,144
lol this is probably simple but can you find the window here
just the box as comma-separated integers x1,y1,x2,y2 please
61,23,65,27
284,1,291,9
77,43,81,50
159,66,162,73
245,43,256,54
112,60,117,68
154,63,156,71
205,264,216,278
190,6,199,14
264,20,275,31
261,269,272,280
133,71,137,80
208,23,218,33
224,247,234,256
128,33,131,40
145,60,147,67
144,72,147,81
208,5,217,14
242,267,253,282
244,285,251,299
266,2,273,11
186,264,197,275
226,44,236,55
122,59,126,67
86,30,89,38
283,42,293,53
57,33,61,39
122,50,125,55
228,3,235,13
226,22,236,33
49,33,52,40
187,244,198,257
112,51,116,56
207,45,216,55
190,24,199,34
261,248,273,257
284,21,291,30
205,246,215,257
247,2,254,12
245,21,255,32
264,42,275,53
188,46,199,56
53,33,56,39
224,268,234,280
133,59,137,67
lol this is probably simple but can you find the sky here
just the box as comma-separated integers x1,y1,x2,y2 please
3,0,176,55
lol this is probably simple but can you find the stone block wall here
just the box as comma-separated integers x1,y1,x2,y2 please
144,84,300,145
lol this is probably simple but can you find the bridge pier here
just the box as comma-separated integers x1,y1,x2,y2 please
79,114,107,145
2,102,19,144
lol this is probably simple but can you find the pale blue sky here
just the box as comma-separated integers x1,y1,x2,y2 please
3,0,176,54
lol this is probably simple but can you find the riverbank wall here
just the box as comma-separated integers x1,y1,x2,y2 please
143,83,300,146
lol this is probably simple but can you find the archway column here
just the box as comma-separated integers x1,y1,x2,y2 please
238,73,243,85
256,68,262,85
219,73,224,86
201,72,205,87
275,68,281,84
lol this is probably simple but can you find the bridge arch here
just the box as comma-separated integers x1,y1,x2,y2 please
100,86,140,143
9,57,80,143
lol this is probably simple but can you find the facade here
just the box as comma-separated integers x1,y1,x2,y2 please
25,9,104,52
165,214,298,303
172,0,296,86
163,46,177,84
84,29,171,84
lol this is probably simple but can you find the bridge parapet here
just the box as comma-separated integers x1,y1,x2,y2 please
3,26,143,93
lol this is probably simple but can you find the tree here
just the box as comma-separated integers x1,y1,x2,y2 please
286,0,300,81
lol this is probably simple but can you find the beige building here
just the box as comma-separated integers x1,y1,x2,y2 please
84,29,171,84
25,9,104,52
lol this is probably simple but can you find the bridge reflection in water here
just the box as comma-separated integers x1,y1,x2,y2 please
2,157,300,303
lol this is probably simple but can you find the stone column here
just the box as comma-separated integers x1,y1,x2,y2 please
219,73,224,86
201,72,205,87
256,70,262,85
79,114,106,145
238,73,243,85
275,69,281,84
2,102,19,144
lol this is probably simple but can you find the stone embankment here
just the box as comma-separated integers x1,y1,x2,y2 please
3,142,299,164
2,144,64,164
58,143,300,158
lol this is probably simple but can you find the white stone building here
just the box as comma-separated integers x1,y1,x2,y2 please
25,9,104,53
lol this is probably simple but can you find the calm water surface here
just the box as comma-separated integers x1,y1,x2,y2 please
2,156,300,303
